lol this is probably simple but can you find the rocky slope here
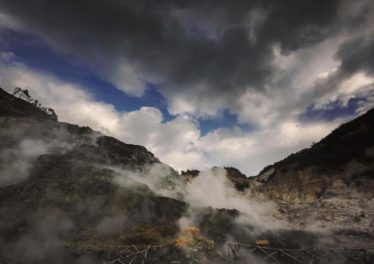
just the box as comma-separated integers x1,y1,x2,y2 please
0,86,58,121
0,88,266,263
1,87,373,263
250,108,374,245
0,87,190,263
252,108,374,203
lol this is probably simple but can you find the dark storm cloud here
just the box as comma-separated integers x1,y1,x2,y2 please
311,33,374,101
0,0,369,107
256,0,340,53
337,37,374,76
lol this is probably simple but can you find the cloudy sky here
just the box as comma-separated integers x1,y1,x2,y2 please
0,0,373,175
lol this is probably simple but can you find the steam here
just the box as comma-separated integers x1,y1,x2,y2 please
110,165,287,239
0,139,48,186
182,168,286,231
112,162,186,199
2,209,100,263
0,135,75,187
1,209,73,263
96,214,128,237
111,164,294,263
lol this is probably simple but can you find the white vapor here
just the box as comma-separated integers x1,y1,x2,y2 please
183,168,285,231
0,139,48,186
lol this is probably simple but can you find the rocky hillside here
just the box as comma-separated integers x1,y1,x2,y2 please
0,86,58,121
0,88,270,263
1,87,373,263
250,108,374,244
0,87,191,263
251,108,374,203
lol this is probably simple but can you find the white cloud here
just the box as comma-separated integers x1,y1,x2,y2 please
0,11,23,31
234,37,345,128
356,89,374,114
0,61,206,171
0,60,348,175
166,81,232,118
108,59,147,97
196,119,341,175
314,72,374,111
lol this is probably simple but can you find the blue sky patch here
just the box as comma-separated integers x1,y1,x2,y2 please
198,109,253,135
299,97,366,122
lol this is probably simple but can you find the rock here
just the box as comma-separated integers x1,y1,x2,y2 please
251,107,374,204
0,87,58,121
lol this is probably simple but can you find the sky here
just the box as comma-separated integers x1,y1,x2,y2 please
0,0,373,175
